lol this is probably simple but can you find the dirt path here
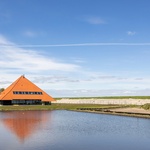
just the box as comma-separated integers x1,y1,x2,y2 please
109,107,150,114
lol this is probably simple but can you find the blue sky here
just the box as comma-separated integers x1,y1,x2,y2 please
1,0,150,97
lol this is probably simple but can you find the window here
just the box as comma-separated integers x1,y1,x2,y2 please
13,91,43,95
38,92,42,95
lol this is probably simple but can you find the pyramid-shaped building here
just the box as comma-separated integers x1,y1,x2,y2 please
0,75,55,105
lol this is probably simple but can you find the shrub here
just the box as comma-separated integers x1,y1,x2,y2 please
0,88,5,93
142,103,150,110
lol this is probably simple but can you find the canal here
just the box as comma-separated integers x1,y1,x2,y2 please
0,110,150,150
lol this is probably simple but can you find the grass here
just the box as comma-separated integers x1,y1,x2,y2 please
1,104,150,119
55,96,150,100
0,104,123,111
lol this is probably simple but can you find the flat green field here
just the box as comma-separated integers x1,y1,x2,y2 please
0,104,122,111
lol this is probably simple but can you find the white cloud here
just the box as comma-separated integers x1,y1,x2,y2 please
71,57,86,63
0,35,13,45
0,35,80,75
47,89,150,97
0,49,79,73
85,16,106,25
127,31,136,36
23,71,150,92
1,35,150,97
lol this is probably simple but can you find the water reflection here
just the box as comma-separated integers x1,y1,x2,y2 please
0,111,50,142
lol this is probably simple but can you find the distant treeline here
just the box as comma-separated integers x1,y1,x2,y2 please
55,96,150,100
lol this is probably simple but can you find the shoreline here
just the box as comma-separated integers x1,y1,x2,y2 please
75,107,150,119
75,109,150,119
0,104,150,119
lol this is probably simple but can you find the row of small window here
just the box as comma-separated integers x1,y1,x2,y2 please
13,91,43,95
12,100,41,104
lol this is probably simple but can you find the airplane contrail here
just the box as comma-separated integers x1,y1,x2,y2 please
1,42,150,47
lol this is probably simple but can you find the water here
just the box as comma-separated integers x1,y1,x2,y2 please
0,110,150,150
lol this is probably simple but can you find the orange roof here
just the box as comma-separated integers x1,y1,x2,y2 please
0,75,55,102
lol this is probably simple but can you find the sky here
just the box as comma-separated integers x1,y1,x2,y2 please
1,0,150,97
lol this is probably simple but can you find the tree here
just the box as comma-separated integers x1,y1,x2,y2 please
0,88,5,93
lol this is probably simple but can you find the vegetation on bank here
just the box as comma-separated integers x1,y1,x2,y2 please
0,104,123,111
55,96,150,100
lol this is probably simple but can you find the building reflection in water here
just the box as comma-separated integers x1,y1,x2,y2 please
1,111,51,142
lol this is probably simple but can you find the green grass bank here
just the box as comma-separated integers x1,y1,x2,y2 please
0,104,122,111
